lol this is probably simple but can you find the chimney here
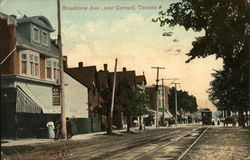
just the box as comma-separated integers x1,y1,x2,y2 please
63,56,68,69
79,62,83,68
104,64,108,71
122,67,127,72
8,15,17,26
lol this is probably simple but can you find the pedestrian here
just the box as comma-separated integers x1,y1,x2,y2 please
54,119,62,140
217,120,220,126
46,120,55,139
66,117,72,139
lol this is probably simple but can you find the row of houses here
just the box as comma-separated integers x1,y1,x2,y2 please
0,13,172,138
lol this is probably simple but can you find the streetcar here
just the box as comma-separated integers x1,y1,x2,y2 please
201,108,212,125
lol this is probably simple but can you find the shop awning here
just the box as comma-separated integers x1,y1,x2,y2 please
16,85,61,114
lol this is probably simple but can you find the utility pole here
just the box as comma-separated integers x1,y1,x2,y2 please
161,78,179,126
173,82,180,126
57,0,67,139
162,79,165,126
109,58,117,133
151,67,165,128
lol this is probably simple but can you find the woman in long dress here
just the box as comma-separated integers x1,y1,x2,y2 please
46,121,55,139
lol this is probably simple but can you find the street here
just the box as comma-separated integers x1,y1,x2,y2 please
3,125,250,160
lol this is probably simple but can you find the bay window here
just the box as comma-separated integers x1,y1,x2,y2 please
34,56,39,77
46,61,52,79
21,53,27,74
46,59,59,82
20,51,40,78
29,55,34,76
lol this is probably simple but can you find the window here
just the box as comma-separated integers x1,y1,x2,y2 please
34,56,39,77
33,27,40,43
46,59,59,82
53,62,57,80
29,55,34,75
53,62,60,82
46,61,52,79
21,53,27,74
42,31,48,46
20,52,39,77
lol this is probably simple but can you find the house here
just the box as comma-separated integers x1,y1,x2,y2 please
110,67,137,129
136,74,147,91
0,13,89,138
65,62,102,132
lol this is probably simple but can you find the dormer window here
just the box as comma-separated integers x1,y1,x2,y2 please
32,26,40,43
42,30,49,46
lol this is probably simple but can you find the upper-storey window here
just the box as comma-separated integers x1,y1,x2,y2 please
46,61,52,79
46,58,59,82
32,26,40,43
21,53,27,74
53,61,59,81
29,55,34,76
34,56,39,77
42,31,49,46
20,51,40,78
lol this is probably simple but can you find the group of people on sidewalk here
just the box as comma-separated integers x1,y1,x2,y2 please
46,117,72,140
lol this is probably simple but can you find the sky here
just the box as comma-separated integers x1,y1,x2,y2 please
0,0,223,111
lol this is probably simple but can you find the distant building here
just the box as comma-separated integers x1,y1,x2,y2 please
97,65,138,129
145,85,172,126
136,75,147,91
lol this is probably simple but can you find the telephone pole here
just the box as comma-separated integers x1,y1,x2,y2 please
173,82,181,126
151,67,165,128
109,58,118,133
57,0,67,139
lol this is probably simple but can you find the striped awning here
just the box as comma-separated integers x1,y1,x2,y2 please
16,85,61,114
16,86,42,113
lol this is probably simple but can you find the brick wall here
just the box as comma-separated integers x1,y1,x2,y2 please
0,16,17,75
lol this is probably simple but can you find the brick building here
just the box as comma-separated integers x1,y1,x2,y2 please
0,13,89,138
145,85,173,126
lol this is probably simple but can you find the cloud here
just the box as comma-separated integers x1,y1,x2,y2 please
61,13,223,111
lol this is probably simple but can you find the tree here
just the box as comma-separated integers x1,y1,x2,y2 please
154,0,249,127
168,87,198,122
116,80,150,132
116,79,134,132
207,62,249,126
132,91,150,130
92,74,113,134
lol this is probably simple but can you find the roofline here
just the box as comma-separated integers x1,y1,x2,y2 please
16,43,59,58
64,71,89,89
17,16,55,32
67,66,97,69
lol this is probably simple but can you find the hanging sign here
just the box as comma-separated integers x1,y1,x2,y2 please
52,86,60,106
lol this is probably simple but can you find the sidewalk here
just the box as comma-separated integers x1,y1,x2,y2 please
1,127,145,147
1,124,201,147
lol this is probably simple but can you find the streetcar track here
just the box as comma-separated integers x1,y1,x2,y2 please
99,127,207,160
135,127,208,160
65,128,192,160
177,127,209,160
93,127,201,160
